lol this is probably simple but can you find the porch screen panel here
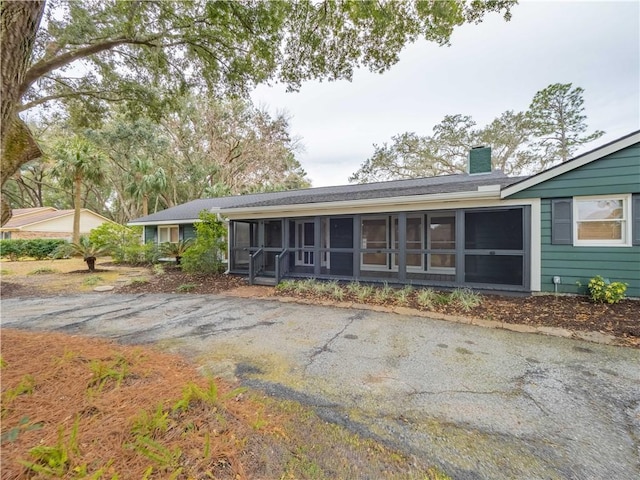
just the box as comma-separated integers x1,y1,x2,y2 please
465,255,523,285
232,222,251,271
428,215,455,271
263,220,282,272
464,208,524,286
329,217,353,276
465,209,523,250
362,218,388,267
264,220,282,248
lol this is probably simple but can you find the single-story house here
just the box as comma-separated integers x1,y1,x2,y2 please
0,207,115,241
129,131,639,297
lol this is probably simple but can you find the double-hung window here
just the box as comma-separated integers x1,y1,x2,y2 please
158,225,179,244
573,195,631,246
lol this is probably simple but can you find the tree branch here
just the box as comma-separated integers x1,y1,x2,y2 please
20,36,160,97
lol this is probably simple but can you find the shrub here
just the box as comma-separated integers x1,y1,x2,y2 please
450,288,482,312
0,239,67,260
0,240,25,260
416,288,437,309
113,241,159,265
587,275,627,304
89,223,142,253
160,239,194,265
181,212,226,274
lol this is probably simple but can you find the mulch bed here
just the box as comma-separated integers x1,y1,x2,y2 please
2,266,638,344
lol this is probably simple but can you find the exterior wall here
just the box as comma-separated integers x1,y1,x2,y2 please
143,224,197,244
509,144,640,297
20,213,108,234
144,225,158,243
181,224,197,241
538,199,640,297
9,231,72,240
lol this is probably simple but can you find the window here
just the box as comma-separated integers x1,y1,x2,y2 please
574,195,631,246
158,225,179,243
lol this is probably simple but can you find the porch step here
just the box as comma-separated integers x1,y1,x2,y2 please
252,276,278,286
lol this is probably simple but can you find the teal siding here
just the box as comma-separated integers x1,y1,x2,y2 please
144,226,157,244
181,224,197,240
539,197,640,298
510,143,640,298
509,145,640,199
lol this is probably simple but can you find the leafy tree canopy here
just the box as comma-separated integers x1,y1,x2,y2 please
350,83,604,183
2,0,516,224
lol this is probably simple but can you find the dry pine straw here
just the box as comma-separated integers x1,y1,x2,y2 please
0,329,278,479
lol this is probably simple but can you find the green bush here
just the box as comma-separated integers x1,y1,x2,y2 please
0,240,25,260
587,275,627,304
0,239,67,260
116,242,160,265
89,223,143,261
181,212,226,274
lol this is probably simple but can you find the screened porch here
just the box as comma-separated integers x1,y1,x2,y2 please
228,206,530,291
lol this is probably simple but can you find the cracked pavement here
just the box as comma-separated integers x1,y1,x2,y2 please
2,293,639,480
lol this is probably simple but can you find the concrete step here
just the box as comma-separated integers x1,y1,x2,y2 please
252,276,277,286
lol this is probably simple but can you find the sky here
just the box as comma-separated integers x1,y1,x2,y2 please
250,0,640,187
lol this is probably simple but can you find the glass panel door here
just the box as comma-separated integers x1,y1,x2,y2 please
295,220,315,266
262,220,282,273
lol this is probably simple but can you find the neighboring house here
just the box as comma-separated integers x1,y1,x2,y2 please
0,207,115,241
129,131,640,297
128,199,220,245
502,130,640,297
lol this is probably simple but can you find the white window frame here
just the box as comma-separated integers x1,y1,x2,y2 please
158,225,179,244
573,194,631,247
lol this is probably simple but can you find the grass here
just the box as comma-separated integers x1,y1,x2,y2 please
153,263,166,276
20,418,80,477
416,288,438,309
82,274,103,286
451,288,482,311
395,284,414,305
176,283,198,292
87,355,131,393
27,267,58,275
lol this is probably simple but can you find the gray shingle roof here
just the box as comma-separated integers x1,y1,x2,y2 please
129,172,527,224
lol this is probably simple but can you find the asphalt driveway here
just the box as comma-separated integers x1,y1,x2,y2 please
2,293,639,480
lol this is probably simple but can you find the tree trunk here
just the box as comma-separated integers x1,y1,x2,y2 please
1,1,45,226
85,256,96,272
73,175,82,244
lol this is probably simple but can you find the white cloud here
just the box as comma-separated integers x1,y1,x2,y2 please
252,0,640,187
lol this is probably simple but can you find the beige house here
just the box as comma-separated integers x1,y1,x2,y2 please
0,207,114,240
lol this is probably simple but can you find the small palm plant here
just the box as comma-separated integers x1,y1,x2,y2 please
160,239,194,265
70,236,107,272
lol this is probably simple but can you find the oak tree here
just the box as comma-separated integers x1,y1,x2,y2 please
1,0,516,224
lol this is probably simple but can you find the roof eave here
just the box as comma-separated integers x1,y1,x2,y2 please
221,189,502,217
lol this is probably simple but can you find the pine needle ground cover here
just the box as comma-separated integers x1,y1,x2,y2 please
0,329,448,480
